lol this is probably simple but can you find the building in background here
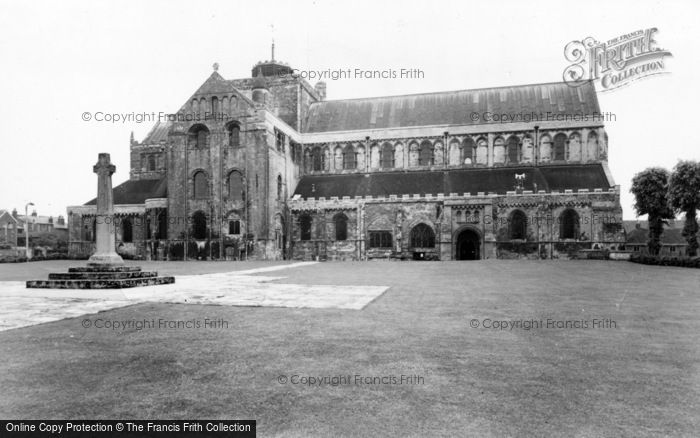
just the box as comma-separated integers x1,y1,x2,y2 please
623,220,696,256
67,52,624,261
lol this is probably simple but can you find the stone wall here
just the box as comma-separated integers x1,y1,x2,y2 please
288,188,624,261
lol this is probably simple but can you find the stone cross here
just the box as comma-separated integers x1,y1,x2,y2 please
88,153,124,266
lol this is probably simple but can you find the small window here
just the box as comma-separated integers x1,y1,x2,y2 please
344,145,356,169
277,175,283,200
510,210,527,240
553,133,567,161
312,147,323,171
299,214,312,241
334,213,348,241
507,136,519,164
275,129,286,152
121,217,133,242
380,143,394,168
157,211,167,240
227,123,240,147
228,220,241,235
193,171,208,199
369,231,392,248
147,155,156,171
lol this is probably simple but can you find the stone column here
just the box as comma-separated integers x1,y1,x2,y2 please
88,153,124,266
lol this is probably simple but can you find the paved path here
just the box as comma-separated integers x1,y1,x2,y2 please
0,262,388,331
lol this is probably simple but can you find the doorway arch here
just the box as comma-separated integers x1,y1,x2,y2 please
455,228,481,260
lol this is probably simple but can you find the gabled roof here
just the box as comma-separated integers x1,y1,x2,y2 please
303,81,600,133
84,177,167,206
293,163,610,198
0,210,18,224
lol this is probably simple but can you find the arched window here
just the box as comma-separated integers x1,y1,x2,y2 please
521,134,534,162
540,134,552,162
476,137,488,164
193,171,208,199
157,211,167,239
83,217,96,242
410,223,435,248
507,135,520,164
560,209,580,240
192,210,207,240
227,170,244,202
344,144,356,169
312,147,323,171
463,137,475,164
449,139,461,165
419,140,433,166
553,133,567,161
408,142,419,167
380,142,394,168
334,213,348,241
509,210,527,240
147,155,156,171
586,131,598,161
189,124,209,148
304,149,312,173
493,136,506,164
227,123,240,147
211,96,219,113
121,217,133,243
228,219,241,235
277,174,283,200
299,214,312,241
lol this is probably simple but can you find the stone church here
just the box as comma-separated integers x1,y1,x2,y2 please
67,54,624,261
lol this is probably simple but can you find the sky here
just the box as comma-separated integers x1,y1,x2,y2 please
0,0,698,219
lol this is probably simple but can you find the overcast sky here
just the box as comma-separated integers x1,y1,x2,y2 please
1,0,698,219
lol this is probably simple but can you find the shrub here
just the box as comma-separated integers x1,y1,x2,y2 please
630,254,700,268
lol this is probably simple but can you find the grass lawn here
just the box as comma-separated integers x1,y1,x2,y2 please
0,260,699,437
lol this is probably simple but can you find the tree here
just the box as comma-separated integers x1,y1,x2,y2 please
630,168,673,256
668,160,700,256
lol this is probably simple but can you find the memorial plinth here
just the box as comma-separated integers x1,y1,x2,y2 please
26,153,174,289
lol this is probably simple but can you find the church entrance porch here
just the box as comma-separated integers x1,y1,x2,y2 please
455,229,481,260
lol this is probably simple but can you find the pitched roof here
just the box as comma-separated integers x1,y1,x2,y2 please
625,227,690,245
142,120,172,144
0,210,18,224
303,81,600,133
84,177,167,205
293,163,610,198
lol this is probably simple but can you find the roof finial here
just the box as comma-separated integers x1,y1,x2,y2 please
212,62,219,72
270,24,275,61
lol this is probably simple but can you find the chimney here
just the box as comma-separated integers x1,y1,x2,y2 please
314,81,327,101
48,216,54,224
31,210,37,217
12,208,17,218
57,215,65,225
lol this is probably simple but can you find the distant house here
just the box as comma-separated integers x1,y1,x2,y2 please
5,209,69,254
623,220,696,256
0,209,20,248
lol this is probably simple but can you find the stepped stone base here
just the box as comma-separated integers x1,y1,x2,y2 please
26,265,175,289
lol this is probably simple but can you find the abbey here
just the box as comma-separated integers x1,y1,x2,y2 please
67,54,624,261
